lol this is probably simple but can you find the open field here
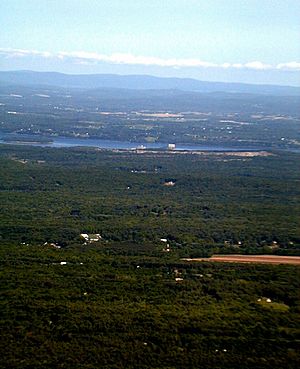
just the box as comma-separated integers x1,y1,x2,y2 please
183,255,300,265
131,150,274,157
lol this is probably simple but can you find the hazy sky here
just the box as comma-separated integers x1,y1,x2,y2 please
1,0,300,85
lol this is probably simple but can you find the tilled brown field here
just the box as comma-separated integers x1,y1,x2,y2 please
183,254,300,265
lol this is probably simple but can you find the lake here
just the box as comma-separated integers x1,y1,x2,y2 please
0,132,299,152
0,132,271,152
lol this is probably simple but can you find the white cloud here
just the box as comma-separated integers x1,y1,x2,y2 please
244,61,272,70
0,48,52,58
276,62,300,71
0,48,299,72
57,51,219,68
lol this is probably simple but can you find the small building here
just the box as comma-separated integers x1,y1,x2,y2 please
80,233,102,243
90,234,102,242
168,143,176,150
164,181,175,187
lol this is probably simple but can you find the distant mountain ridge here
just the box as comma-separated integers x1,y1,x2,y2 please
0,70,299,96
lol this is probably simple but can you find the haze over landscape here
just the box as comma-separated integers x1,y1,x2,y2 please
1,0,300,85
1,1,300,369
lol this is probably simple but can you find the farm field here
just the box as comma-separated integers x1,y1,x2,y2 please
184,255,300,265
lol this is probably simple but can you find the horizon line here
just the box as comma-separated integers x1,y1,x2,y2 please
1,69,300,88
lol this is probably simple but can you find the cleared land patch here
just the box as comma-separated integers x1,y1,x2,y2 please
183,255,300,265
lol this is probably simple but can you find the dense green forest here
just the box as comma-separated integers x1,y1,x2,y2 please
1,243,300,368
1,145,300,368
0,145,299,256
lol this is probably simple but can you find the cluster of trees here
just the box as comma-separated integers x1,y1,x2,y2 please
0,145,299,367
1,243,300,368
0,145,299,256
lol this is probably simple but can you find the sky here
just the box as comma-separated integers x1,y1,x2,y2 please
0,0,300,85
